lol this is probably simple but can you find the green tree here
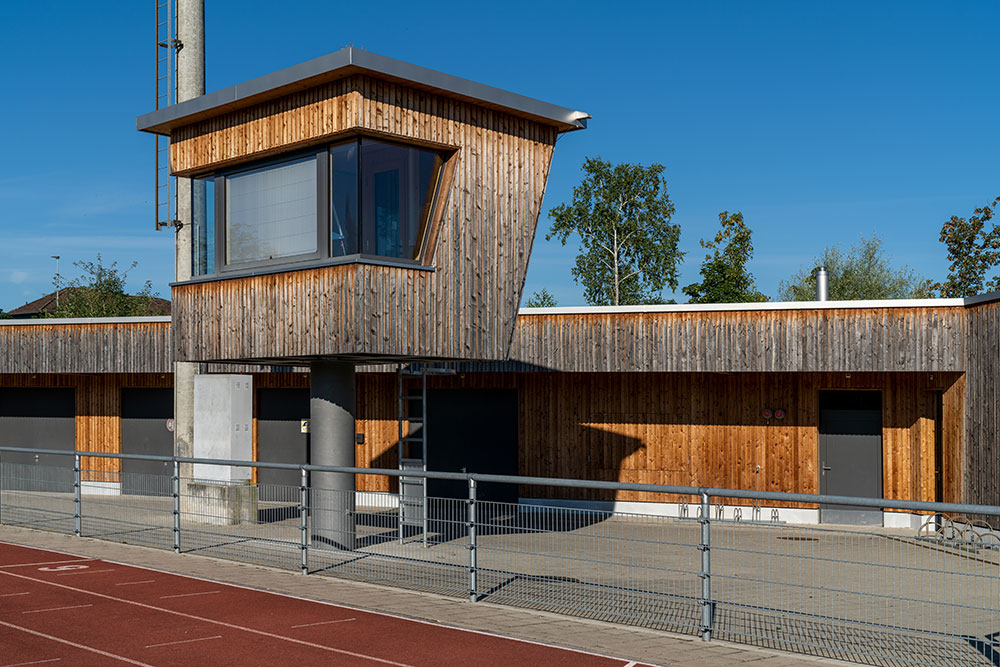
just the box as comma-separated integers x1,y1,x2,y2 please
937,196,1000,297
51,255,161,318
523,287,558,308
683,211,767,304
546,157,682,306
778,235,932,301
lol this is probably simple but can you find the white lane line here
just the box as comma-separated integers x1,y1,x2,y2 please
291,618,356,628
0,592,31,598
0,658,62,666
0,560,93,570
115,580,155,587
622,662,637,667
145,635,222,649
159,590,220,599
57,569,116,577
22,604,93,614
0,620,153,666
0,569,411,667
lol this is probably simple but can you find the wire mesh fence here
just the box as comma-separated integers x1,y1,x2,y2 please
1,446,998,667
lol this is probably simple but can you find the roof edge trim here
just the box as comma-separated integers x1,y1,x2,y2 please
518,298,967,316
0,316,173,327
137,47,590,135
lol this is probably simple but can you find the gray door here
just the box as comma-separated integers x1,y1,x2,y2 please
819,391,883,525
257,388,309,500
0,388,76,492
426,389,518,504
121,389,174,494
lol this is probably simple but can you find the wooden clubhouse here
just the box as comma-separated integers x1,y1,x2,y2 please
1,49,998,528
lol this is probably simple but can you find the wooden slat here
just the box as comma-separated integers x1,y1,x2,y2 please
0,322,172,374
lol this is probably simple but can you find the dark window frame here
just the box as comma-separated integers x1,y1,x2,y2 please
214,148,329,275
199,136,450,277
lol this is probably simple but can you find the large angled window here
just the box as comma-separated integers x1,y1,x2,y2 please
191,137,447,277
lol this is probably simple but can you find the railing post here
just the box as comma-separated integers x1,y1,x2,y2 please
172,459,181,553
300,466,309,575
73,453,82,537
699,490,713,642
468,475,478,603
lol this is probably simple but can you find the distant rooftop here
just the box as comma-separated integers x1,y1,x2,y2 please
7,289,171,319
137,47,591,136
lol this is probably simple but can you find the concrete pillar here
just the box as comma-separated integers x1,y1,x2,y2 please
174,0,205,481
310,360,357,550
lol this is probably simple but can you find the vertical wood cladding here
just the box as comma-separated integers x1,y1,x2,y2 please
965,300,1000,506
349,371,964,506
170,75,557,363
0,321,172,374
504,307,967,373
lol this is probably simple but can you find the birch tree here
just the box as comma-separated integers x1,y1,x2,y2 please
546,157,682,305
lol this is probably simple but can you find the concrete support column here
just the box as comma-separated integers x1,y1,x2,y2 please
310,360,356,550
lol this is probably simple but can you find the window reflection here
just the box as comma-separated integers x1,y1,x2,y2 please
360,138,442,260
330,142,359,257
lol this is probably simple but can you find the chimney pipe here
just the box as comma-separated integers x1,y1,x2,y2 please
816,266,829,301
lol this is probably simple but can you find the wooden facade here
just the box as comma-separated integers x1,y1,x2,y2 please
167,73,560,363
501,304,968,373
964,298,1000,506
0,319,172,374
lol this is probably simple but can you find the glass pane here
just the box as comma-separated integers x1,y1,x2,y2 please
191,177,215,276
360,139,442,259
330,142,359,256
226,157,317,265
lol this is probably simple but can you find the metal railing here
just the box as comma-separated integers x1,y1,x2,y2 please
1,446,998,667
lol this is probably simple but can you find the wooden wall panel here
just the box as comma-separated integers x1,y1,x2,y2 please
347,371,964,506
0,321,172,374
964,300,1000,506
489,307,968,373
170,75,557,363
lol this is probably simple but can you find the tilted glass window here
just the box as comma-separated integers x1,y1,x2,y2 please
359,138,443,260
330,141,359,257
225,156,317,265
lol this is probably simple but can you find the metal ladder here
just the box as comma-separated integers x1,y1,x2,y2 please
154,0,179,230
397,365,428,545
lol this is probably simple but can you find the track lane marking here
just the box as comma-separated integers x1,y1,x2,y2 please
291,618,357,628
22,604,93,614
0,659,62,666
159,590,220,599
0,543,647,666
0,559,92,570
0,569,411,667
0,592,31,598
115,580,155,586
145,635,222,648
57,569,116,577
0,620,153,666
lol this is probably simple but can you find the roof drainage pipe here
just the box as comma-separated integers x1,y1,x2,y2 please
816,266,829,301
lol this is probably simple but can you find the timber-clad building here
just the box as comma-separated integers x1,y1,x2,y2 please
1,49,998,529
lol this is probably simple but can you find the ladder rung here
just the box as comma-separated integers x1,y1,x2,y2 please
400,437,423,443
401,394,424,400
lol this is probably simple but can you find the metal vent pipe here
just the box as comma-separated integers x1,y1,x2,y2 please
816,266,829,301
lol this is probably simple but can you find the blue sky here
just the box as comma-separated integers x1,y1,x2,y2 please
1,1,998,309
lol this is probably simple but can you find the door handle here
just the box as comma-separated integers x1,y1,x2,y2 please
822,466,832,471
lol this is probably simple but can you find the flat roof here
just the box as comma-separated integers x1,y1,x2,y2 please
518,297,974,316
137,47,590,136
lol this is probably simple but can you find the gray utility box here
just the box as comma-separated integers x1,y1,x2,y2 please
193,374,253,482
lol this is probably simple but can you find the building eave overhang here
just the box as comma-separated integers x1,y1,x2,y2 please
136,47,590,136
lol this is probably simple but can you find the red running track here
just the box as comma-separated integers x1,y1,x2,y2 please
0,541,655,667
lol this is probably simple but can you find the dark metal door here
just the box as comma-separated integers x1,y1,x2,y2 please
121,389,174,494
257,388,310,499
0,388,76,492
819,391,883,525
426,389,518,504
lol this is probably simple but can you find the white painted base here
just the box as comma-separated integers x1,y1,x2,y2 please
81,481,121,496
519,497,930,529
356,491,399,511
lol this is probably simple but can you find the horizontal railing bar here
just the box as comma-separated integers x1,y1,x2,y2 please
2,446,999,516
